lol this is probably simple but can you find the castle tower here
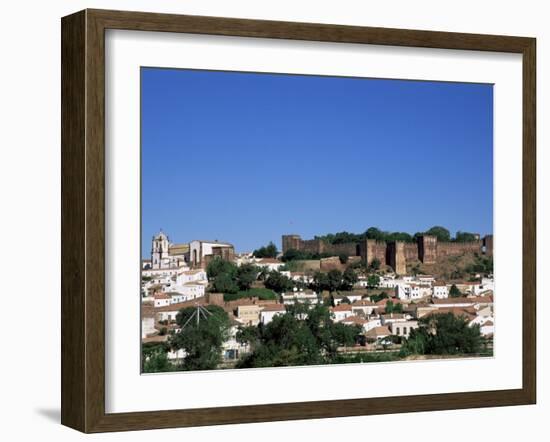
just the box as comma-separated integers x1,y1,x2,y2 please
483,234,493,256
151,230,170,269
388,241,407,275
282,235,302,254
417,235,437,264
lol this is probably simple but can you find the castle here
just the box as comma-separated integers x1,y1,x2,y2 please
282,233,493,274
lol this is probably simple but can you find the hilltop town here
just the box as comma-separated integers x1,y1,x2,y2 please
141,227,494,372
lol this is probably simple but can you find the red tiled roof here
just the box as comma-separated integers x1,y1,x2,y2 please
330,304,352,312
365,326,391,337
261,304,286,312
341,316,367,325
431,297,474,305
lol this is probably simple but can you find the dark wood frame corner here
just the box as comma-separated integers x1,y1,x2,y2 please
61,8,536,433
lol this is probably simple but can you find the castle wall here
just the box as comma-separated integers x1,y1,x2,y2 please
404,243,419,261
437,240,482,257
325,242,358,256
282,234,491,272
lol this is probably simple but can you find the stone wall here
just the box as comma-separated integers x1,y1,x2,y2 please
437,240,482,257
282,233,492,273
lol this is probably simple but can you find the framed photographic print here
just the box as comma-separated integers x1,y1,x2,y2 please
61,9,536,433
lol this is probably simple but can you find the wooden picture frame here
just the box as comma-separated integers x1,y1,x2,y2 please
61,8,536,433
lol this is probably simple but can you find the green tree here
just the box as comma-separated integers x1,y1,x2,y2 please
312,271,329,293
369,258,381,271
213,273,239,294
370,291,388,303
253,241,278,258
367,274,380,289
386,300,403,314
264,271,292,293
341,267,358,290
455,231,478,242
236,263,258,291
365,227,384,241
449,284,461,298
141,342,173,373
170,305,231,371
206,257,237,279
423,226,451,242
142,350,172,373
402,313,483,356
338,253,349,264
327,269,343,293
237,304,363,368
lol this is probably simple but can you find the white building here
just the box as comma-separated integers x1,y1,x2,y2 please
417,275,435,285
281,289,319,305
396,283,428,300
189,239,234,268
388,320,419,338
179,282,207,300
153,293,171,308
290,272,314,284
260,304,287,324
480,320,494,336
141,316,156,339
380,313,409,326
254,258,285,272
363,318,383,332
330,304,353,322
432,282,449,299
351,299,377,316
176,269,208,285
333,292,363,305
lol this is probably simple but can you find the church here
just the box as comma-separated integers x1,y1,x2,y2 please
147,231,235,270
149,230,189,269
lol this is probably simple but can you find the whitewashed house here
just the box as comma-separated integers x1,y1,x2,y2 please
480,320,494,336
380,313,409,326
363,317,383,332
281,289,319,305
351,299,377,316
153,293,171,308
396,283,426,300
330,304,353,322
141,316,156,339
179,281,207,300
176,269,207,285
260,304,287,324
333,292,363,305
389,320,419,338
254,258,285,272
432,282,449,299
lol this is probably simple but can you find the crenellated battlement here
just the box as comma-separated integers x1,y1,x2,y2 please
282,233,493,273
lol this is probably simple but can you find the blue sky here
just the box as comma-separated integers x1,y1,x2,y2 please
141,68,493,256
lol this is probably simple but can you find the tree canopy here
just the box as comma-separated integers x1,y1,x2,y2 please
236,304,362,368
449,284,462,298
401,312,483,356
253,241,278,258
264,271,292,293
311,268,358,293
170,305,231,371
